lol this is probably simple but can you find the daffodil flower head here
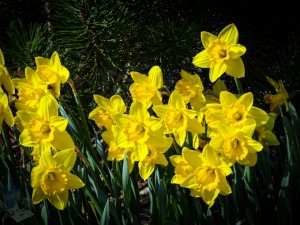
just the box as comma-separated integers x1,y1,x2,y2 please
0,87,14,131
153,91,204,146
0,49,14,94
17,96,74,150
101,130,137,173
210,123,263,166
193,24,246,83
13,67,49,111
170,153,194,185
89,94,126,130
174,69,206,111
35,51,70,98
129,65,163,107
179,146,232,207
264,76,289,112
138,143,169,180
205,91,269,129
31,149,84,210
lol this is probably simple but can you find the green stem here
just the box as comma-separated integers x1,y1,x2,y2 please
68,80,93,151
234,77,244,95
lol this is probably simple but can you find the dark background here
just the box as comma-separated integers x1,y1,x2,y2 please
0,0,299,109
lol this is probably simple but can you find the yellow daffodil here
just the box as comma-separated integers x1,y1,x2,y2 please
204,91,269,129
111,101,164,162
129,65,163,107
256,113,280,146
13,67,50,111
0,49,14,94
16,96,74,150
174,69,206,111
101,130,136,173
35,51,70,98
264,76,289,112
170,153,194,185
31,149,84,210
89,94,126,130
0,87,14,131
152,91,204,146
176,146,232,207
137,125,172,180
210,123,263,166
193,24,246,82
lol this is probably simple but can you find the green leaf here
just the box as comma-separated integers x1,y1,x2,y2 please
100,199,110,225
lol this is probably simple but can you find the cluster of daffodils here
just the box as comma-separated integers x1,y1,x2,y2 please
0,50,84,210
89,23,280,207
0,23,285,209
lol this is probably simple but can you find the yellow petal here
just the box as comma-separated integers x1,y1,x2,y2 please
202,188,220,208
138,163,155,180
209,63,227,82
19,129,35,147
35,56,49,66
182,148,202,169
93,94,112,110
220,91,237,108
237,92,253,110
4,107,14,127
218,174,232,195
1,71,15,94
225,58,245,78
51,130,75,150
217,122,235,138
50,116,68,132
65,172,85,189
54,149,77,171
156,153,168,166
218,23,238,44
203,144,221,165
111,95,126,113
130,71,149,84
169,155,183,167
31,167,45,188
169,91,186,109
244,137,263,153
50,51,61,72
248,106,269,126
265,131,280,146
238,153,257,166
32,187,46,204
209,134,224,149
48,191,68,210
201,31,218,49
193,50,211,68
0,49,4,65
187,117,204,134
228,44,246,59
148,65,163,89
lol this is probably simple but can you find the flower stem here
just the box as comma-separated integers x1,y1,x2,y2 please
234,77,244,95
